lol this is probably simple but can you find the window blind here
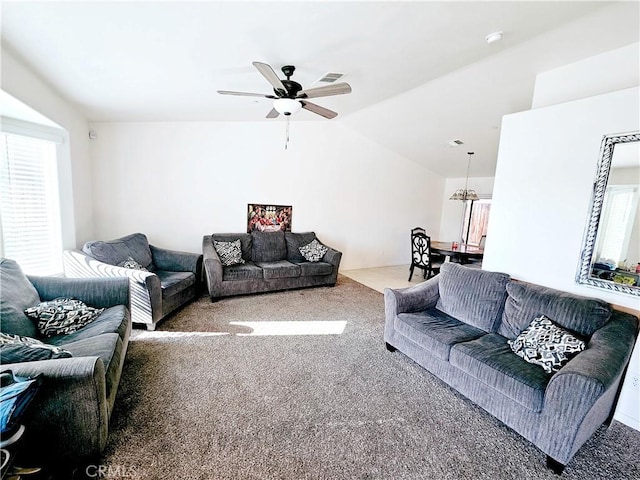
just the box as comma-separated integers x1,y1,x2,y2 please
0,132,63,275
598,186,638,263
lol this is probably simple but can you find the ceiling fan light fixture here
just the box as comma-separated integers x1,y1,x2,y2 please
273,98,302,116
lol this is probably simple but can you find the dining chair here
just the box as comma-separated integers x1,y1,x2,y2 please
408,229,444,281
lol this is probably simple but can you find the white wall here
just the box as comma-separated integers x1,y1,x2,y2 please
439,176,495,243
1,46,94,246
88,120,444,271
532,42,640,109
485,87,640,308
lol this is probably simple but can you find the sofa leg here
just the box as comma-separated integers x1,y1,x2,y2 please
385,342,396,352
546,456,565,475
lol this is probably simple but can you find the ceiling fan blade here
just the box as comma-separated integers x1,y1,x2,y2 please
252,62,287,96
298,82,352,99
301,101,338,119
217,90,276,98
266,108,280,119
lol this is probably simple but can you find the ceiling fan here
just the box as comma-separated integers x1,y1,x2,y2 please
218,62,352,119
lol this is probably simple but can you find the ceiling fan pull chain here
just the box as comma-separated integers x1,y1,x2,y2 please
285,117,290,150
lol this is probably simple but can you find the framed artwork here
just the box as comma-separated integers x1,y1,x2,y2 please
247,204,292,233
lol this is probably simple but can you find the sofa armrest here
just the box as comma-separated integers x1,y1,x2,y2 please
1,356,108,464
27,275,130,309
323,247,342,268
63,250,161,326
202,236,223,298
541,311,638,463
384,276,440,318
150,244,203,277
548,311,637,395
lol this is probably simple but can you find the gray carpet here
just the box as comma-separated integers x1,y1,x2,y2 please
103,276,640,479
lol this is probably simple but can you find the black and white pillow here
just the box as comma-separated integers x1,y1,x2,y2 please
508,315,586,374
118,256,148,271
299,239,328,263
0,332,72,363
213,239,245,267
24,298,105,337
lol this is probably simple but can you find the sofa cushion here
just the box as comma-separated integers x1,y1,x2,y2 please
498,281,612,340
508,315,586,374
0,333,72,363
299,239,328,262
435,263,510,333
395,308,486,361
83,233,154,271
46,305,129,346
298,262,333,277
285,232,317,263
0,258,40,338
450,333,551,412
212,234,252,262
251,230,287,263
24,298,104,337
257,261,301,280
213,239,245,267
155,271,196,299
222,262,263,281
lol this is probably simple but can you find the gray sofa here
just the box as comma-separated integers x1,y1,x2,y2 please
384,262,638,473
203,230,341,300
63,233,202,330
0,258,131,468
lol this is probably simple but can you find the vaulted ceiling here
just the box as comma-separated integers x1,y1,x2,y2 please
2,1,638,177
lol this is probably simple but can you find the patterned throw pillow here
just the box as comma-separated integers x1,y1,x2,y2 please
0,332,72,363
24,298,105,337
118,256,148,271
213,239,245,267
508,315,586,374
299,239,328,263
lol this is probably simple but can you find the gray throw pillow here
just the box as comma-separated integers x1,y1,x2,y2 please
508,315,585,374
0,332,72,363
299,239,328,262
213,240,245,267
24,298,105,337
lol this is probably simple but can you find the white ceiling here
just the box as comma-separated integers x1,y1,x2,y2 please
1,1,638,177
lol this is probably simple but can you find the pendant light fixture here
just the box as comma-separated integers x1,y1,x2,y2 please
450,152,479,201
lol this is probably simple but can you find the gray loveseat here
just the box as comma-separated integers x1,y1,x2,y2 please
203,230,341,300
384,262,638,473
0,258,131,468
63,233,202,330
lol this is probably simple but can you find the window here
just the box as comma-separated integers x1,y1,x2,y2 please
0,125,64,275
461,198,491,246
596,185,639,264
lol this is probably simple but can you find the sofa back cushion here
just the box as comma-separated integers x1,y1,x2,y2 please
436,263,510,333
251,230,287,263
285,232,317,263
498,281,612,340
0,258,40,338
211,233,252,262
83,233,154,271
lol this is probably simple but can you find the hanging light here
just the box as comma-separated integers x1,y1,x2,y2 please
273,98,302,116
450,152,479,201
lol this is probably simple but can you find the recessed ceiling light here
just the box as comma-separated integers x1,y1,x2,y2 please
485,31,503,44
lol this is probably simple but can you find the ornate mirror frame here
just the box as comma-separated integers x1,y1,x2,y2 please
576,131,640,296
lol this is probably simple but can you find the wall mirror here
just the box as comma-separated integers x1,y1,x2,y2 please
577,131,640,296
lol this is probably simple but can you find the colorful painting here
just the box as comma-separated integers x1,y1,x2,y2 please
247,204,292,233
